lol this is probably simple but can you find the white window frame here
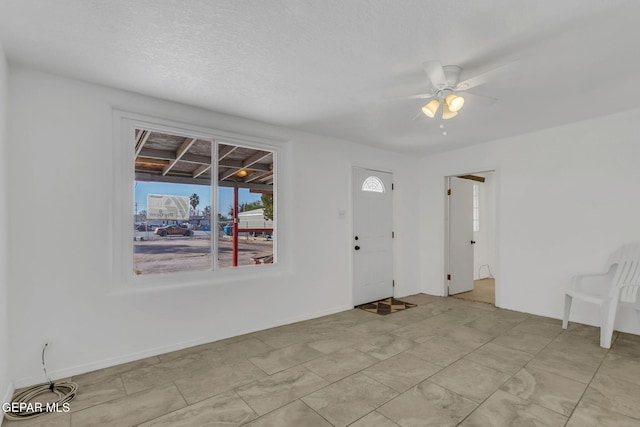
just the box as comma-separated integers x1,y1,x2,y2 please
112,110,284,291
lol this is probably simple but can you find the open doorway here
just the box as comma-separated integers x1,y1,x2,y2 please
445,171,496,305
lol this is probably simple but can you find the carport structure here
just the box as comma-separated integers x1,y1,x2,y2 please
134,129,274,266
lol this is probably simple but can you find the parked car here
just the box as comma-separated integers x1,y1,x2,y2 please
154,224,193,237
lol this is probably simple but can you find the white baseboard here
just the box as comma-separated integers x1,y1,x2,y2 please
265,305,353,330
13,304,353,389
13,332,223,389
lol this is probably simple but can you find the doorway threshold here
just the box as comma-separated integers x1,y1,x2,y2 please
450,278,495,305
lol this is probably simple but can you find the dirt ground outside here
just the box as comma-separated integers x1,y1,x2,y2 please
133,236,273,275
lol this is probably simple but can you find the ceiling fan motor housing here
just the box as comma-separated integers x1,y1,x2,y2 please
437,88,453,100
442,65,462,88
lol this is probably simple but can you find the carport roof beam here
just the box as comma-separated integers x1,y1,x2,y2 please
162,137,197,176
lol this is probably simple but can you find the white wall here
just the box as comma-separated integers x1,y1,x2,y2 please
6,67,421,386
420,109,640,334
0,41,12,406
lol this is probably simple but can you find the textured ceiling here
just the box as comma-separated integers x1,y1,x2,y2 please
1,0,639,155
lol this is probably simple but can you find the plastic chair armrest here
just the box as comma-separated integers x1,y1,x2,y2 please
570,272,610,293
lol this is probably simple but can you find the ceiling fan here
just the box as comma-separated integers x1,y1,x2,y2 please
394,60,498,120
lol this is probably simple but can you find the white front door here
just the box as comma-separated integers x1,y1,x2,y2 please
448,177,475,295
353,167,393,305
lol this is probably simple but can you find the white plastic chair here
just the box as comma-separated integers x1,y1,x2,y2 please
562,243,640,349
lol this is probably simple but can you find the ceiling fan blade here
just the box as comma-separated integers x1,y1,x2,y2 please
464,91,498,104
456,73,489,91
423,60,447,89
379,92,436,102
412,110,426,121
456,63,514,92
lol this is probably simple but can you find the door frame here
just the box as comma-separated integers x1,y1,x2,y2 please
351,164,394,306
444,169,500,305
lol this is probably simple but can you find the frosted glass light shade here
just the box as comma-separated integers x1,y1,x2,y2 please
445,94,465,112
421,99,440,118
442,102,458,120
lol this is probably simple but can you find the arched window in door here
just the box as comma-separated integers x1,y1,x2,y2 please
361,176,385,193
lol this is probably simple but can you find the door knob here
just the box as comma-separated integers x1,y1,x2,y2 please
471,240,476,244
354,245,361,250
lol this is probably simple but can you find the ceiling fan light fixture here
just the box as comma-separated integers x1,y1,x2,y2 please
445,93,465,112
422,99,440,118
442,102,458,120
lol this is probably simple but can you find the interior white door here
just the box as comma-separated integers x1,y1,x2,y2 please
353,167,393,305
449,177,475,295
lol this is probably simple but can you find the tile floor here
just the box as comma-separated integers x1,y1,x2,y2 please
4,294,640,426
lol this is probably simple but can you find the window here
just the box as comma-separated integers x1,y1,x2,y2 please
134,132,213,275
473,184,480,232
216,144,274,269
361,176,385,193
115,113,279,284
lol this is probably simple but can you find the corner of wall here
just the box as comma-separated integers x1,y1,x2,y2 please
0,39,13,413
